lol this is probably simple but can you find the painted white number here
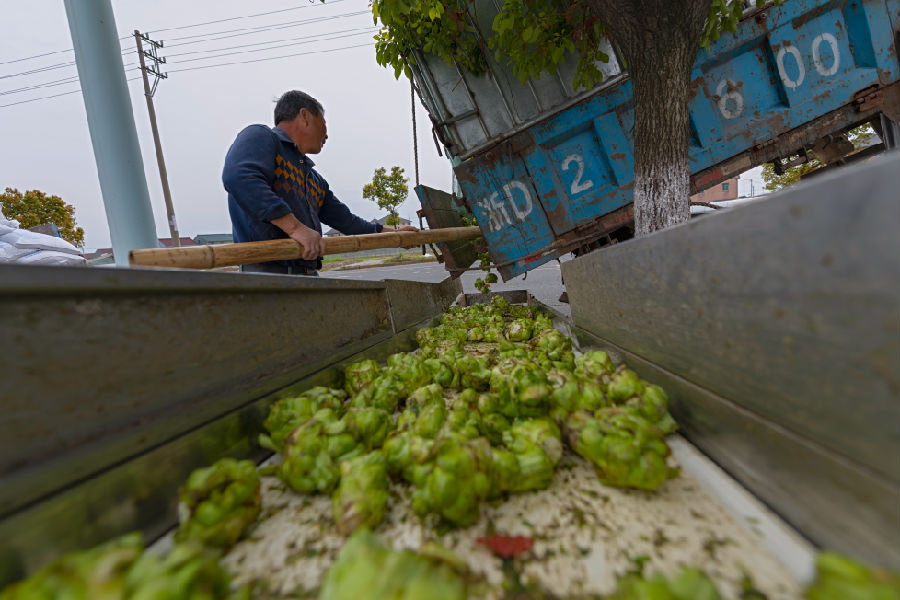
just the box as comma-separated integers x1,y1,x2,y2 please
480,179,534,232
714,32,841,119
812,33,840,76
777,44,806,89
716,79,744,119
561,154,594,194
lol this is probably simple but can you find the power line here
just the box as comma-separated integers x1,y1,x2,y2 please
0,69,141,98
0,48,137,81
0,38,376,108
0,36,134,66
161,10,371,47
0,0,353,66
145,0,350,34
0,27,375,97
0,9,371,81
0,75,80,97
166,40,374,73
165,28,377,65
0,75,143,108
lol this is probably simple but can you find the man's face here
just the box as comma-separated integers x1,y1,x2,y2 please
304,109,328,154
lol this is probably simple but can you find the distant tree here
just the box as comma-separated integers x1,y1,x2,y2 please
762,124,876,191
0,187,85,248
363,166,409,227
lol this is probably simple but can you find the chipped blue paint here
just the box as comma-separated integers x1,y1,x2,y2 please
451,0,899,280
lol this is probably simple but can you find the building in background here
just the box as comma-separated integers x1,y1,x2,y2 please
193,233,233,245
26,223,61,237
690,177,739,203
324,216,412,238
85,237,197,265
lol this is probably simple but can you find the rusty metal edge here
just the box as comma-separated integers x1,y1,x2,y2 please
0,263,387,295
0,316,437,589
691,81,900,192
567,325,900,570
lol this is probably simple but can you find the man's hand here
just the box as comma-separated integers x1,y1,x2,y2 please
272,214,326,261
382,225,419,233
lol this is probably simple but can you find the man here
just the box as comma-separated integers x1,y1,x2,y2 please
223,90,417,275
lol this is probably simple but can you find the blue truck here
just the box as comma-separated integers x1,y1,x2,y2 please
411,0,900,280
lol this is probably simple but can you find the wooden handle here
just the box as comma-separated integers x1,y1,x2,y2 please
129,226,482,270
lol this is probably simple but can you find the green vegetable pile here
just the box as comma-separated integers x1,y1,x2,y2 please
0,533,248,600
606,552,900,600
610,567,723,600
259,296,679,531
176,458,261,549
806,552,900,600
6,297,899,600
319,530,466,600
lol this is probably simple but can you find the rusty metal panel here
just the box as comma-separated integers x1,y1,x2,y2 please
562,154,900,566
0,266,454,517
383,276,462,333
407,0,623,158
456,143,559,281
415,184,480,276
437,0,900,280
0,324,426,589
570,326,899,570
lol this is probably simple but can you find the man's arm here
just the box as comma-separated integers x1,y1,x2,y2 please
222,125,293,224
317,180,418,235
381,224,419,232
270,213,326,261
317,184,380,235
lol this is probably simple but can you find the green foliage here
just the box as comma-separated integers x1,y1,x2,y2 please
806,551,900,600
175,458,261,550
760,155,819,191
0,187,85,248
490,0,608,90
371,0,486,79
0,533,249,600
372,0,769,93
473,251,496,294
761,124,876,191
363,166,409,228
702,0,770,49
611,567,723,599
320,530,467,600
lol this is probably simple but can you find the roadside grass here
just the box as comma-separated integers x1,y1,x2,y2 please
320,252,436,271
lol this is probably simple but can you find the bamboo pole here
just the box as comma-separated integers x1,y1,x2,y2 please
129,226,482,270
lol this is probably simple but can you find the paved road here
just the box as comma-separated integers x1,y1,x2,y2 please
321,260,571,317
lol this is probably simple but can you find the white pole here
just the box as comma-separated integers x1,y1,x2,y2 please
64,0,158,266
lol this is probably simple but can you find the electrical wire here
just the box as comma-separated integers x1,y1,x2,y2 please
0,37,376,108
0,26,375,97
165,28,376,65
1,47,137,81
0,1,379,107
166,40,374,73
0,9,371,81
0,75,143,108
161,10,371,48
0,0,354,66
145,0,350,34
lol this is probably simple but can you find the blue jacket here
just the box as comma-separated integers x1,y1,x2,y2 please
223,125,381,270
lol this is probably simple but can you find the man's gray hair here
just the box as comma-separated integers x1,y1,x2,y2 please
274,90,323,125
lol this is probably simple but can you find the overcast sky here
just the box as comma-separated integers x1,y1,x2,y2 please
0,0,452,251
0,1,767,252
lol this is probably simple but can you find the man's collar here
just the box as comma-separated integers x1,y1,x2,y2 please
272,126,315,167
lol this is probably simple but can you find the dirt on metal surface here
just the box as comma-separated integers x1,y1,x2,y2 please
221,441,803,599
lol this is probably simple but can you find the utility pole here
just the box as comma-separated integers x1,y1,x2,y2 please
134,30,179,247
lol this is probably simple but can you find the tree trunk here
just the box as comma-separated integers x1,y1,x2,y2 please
586,0,711,236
